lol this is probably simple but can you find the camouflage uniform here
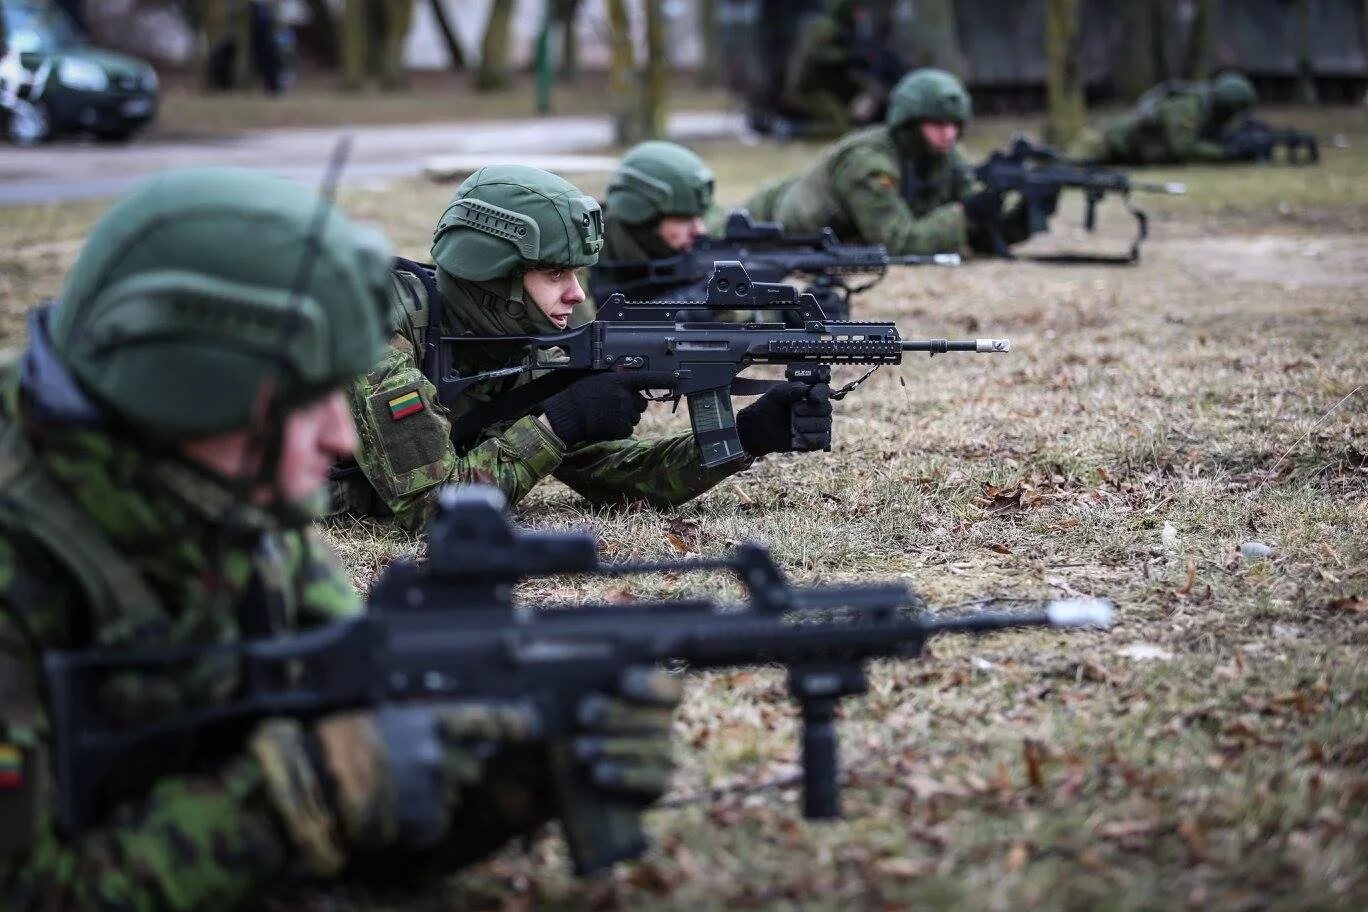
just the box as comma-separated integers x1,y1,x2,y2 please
1067,72,1259,165
1,168,679,910
332,165,751,531
742,68,1032,256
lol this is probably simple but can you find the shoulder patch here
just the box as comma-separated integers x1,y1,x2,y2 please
387,389,425,422
0,743,21,789
873,172,898,190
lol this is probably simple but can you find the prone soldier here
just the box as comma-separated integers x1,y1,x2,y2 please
329,164,833,530
1068,72,1261,165
0,167,679,910
741,68,1044,257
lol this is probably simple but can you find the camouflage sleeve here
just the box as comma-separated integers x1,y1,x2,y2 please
289,527,366,626
1162,95,1225,162
345,336,566,529
830,151,968,255
0,539,290,911
553,431,750,507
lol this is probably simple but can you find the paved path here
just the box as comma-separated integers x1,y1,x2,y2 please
0,111,742,206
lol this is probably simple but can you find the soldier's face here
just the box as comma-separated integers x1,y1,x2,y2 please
920,120,960,154
656,215,707,252
523,266,586,330
179,391,358,505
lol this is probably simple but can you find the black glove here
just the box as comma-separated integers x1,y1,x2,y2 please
543,372,661,447
737,382,834,458
573,665,682,805
960,188,1004,226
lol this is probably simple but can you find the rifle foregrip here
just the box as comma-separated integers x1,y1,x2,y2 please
687,388,747,469
550,744,649,876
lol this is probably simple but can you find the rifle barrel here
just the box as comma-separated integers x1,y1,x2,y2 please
1133,181,1187,195
921,598,1114,634
902,338,1010,354
886,252,962,267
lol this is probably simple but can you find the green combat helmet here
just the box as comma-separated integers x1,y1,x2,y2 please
432,164,604,282
1211,71,1257,116
604,141,715,227
886,67,973,132
48,167,393,440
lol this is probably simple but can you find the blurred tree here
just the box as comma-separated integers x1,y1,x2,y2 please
475,0,516,90
698,0,718,86
341,0,414,91
553,0,584,80
429,0,467,70
606,0,640,143
201,0,253,90
1184,0,1216,80
908,0,962,74
1115,0,1161,101
1044,0,1084,146
644,0,667,137
1294,0,1318,103
298,0,340,68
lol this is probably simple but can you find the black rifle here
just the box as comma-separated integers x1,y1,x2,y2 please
1222,117,1319,165
973,135,1187,264
439,261,1007,469
45,484,1114,875
590,211,958,320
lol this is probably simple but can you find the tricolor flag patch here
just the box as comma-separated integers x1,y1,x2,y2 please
0,744,22,789
387,390,425,421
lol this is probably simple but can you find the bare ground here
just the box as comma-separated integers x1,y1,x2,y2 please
1,106,1365,910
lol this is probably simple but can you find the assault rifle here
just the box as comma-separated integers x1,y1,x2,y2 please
1222,117,1319,165
45,484,1114,875
973,135,1187,263
590,211,958,319
439,261,1008,469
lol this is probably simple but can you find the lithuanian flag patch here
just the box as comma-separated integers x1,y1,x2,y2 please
0,744,22,789
387,390,425,421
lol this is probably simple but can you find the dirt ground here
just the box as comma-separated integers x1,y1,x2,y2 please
0,106,1364,910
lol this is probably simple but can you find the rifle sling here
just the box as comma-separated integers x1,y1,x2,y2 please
445,369,589,452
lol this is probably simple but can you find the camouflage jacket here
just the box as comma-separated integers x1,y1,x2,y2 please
1091,85,1228,164
742,124,972,255
0,365,359,910
331,265,749,530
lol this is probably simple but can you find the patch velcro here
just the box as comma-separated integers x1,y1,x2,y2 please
0,744,22,789
387,390,425,421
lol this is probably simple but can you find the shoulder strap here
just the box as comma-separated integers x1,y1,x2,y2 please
0,411,167,645
393,257,461,382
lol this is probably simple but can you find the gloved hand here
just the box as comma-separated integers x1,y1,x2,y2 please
736,382,834,458
573,665,682,805
960,188,1004,226
250,701,540,875
542,372,665,447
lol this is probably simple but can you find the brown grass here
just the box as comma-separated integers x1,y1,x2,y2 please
2,106,1365,911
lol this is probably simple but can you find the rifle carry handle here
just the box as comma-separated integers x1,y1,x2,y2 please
687,387,747,468
549,743,649,876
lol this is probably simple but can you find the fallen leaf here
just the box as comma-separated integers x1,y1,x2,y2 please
1177,558,1197,595
1005,841,1030,872
1022,739,1045,789
665,532,691,555
1327,595,1367,614
987,542,1014,555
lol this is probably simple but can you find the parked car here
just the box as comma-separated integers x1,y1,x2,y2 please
1,0,158,145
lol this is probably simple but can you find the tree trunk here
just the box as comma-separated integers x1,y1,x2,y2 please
606,0,640,144
475,0,516,91
295,0,339,69
643,0,667,139
909,0,961,73
377,0,414,90
340,0,368,90
555,0,583,81
429,0,466,70
1115,0,1158,101
1295,0,1319,103
1184,0,1216,80
697,0,718,87
1044,0,1085,146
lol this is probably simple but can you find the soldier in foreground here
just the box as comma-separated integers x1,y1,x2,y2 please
329,164,832,529
1068,72,1261,165
741,68,1042,256
0,168,678,909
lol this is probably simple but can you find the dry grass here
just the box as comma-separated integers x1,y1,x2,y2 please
2,107,1365,910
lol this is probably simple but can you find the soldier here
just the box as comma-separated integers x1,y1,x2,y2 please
777,0,897,138
0,167,679,909
740,68,1039,257
1067,72,1260,165
590,139,717,302
330,164,833,530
